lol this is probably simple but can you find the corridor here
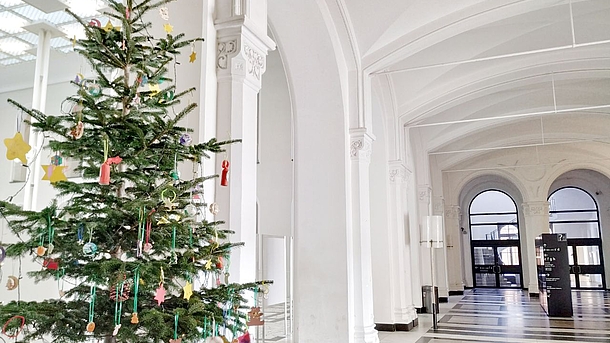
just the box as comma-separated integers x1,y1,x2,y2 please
382,289,610,343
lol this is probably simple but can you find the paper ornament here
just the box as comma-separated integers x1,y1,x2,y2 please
42,165,68,183
238,332,251,343
220,160,230,186
83,242,98,256
183,281,193,300
99,156,122,185
5,276,19,291
163,23,174,34
189,51,197,63
103,21,115,32
131,313,139,324
70,121,84,140
159,7,170,20
89,19,101,27
154,283,166,305
4,132,31,164
43,258,59,270
179,134,192,146
36,245,47,256
112,324,121,336
148,84,161,94
86,322,95,332
246,307,264,326
209,203,220,215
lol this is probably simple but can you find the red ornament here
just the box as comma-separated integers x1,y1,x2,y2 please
2,315,25,339
238,332,251,343
89,19,101,27
216,256,224,269
43,258,59,270
99,156,122,185
220,160,229,186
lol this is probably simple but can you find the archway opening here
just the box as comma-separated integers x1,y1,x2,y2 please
469,190,523,288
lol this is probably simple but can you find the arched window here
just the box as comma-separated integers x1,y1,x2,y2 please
548,187,605,289
469,190,522,288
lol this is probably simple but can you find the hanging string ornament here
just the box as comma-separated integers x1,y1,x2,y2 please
109,275,131,302
99,135,122,185
179,133,192,146
154,268,166,306
5,275,18,291
112,281,126,336
220,160,230,186
168,313,182,343
86,285,96,332
143,210,154,253
70,102,84,140
2,316,25,339
246,288,264,326
189,43,197,63
82,224,97,257
162,189,178,210
131,269,140,324
41,154,67,183
4,111,31,165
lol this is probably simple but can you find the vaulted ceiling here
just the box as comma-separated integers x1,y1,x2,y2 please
338,0,610,173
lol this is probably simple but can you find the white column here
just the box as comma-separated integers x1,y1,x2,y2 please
214,9,275,283
387,161,417,326
521,201,550,293
23,29,52,211
445,205,464,292
407,177,422,307
417,185,432,287
349,129,379,343
432,195,449,298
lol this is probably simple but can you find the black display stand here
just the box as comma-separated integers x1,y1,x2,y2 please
536,233,573,317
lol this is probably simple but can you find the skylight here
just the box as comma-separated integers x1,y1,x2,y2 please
0,0,109,66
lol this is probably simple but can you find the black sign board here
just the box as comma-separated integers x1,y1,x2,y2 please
536,233,573,317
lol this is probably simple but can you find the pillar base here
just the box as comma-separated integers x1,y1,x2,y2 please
375,318,419,332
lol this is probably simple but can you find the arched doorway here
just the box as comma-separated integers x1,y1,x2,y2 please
548,187,606,289
469,190,523,288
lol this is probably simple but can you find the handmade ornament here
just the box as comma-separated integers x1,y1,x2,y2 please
162,189,178,210
170,338,182,343
4,132,31,164
209,203,220,215
74,73,84,85
183,281,193,300
148,83,160,94
41,164,67,183
204,337,223,343
130,313,139,324
159,7,170,20
86,322,95,332
126,7,131,19
0,245,6,263
89,19,101,27
163,23,174,34
179,133,192,146
99,156,122,185
5,276,18,291
140,75,148,86
143,216,153,252
77,224,85,244
238,332,251,343
220,160,230,186
246,307,264,326
88,84,101,97
112,324,121,336
43,258,59,270
83,242,98,256
51,153,62,166
189,51,197,63
36,245,47,256
103,21,115,32
184,204,197,217
70,121,84,139
216,256,224,269
154,283,166,305
87,286,96,332
2,315,25,339
163,90,175,102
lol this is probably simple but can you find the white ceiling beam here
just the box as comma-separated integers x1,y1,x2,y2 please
22,0,67,14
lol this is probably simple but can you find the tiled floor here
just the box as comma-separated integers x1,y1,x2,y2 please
268,289,610,342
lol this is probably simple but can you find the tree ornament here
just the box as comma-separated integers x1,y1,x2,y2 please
41,164,67,183
189,51,197,63
51,153,63,166
4,132,31,164
70,121,84,139
159,7,170,20
87,286,96,332
209,202,220,215
99,156,122,185
0,245,5,263
179,133,192,146
183,281,193,300
148,83,161,94
43,258,59,270
162,189,178,210
103,21,115,32
5,276,19,291
88,82,102,96
163,23,174,34
163,90,175,102
83,242,98,256
246,307,264,326
130,313,139,324
154,283,166,305
220,160,230,186
238,332,251,343
74,73,84,85
36,245,47,256
86,322,95,333
2,315,25,339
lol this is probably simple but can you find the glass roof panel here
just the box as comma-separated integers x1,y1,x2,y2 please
0,11,28,34
0,36,31,55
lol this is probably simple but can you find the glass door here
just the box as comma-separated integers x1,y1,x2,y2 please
472,243,522,288
567,240,605,289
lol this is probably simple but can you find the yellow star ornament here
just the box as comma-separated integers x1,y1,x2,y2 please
4,132,31,164
148,84,161,95
103,21,115,32
41,165,67,183
183,281,193,300
189,51,197,63
163,23,173,34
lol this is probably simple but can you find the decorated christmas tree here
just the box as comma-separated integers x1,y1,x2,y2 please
0,1,267,342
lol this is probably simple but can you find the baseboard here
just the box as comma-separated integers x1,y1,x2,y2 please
416,307,424,314
529,292,540,298
439,297,449,303
375,318,419,332
449,290,464,296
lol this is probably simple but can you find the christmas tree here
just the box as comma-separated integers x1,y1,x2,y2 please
0,1,266,342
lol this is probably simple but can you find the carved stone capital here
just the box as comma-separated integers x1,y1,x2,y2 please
418,185,431,203
522,201,550,216
349,129,374,162
388,163,410,184
445,205,460,219
432,196,444,216
217,39,239,70
244,44,264,80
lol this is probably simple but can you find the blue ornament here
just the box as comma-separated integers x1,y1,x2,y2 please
179,134,192,146
83,242,98,256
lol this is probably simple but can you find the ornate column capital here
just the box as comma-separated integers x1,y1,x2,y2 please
445,205,461,219
215,17,275,90
349,129,374,162
388,160,411,184
417,185,432,204
521,201,550,216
